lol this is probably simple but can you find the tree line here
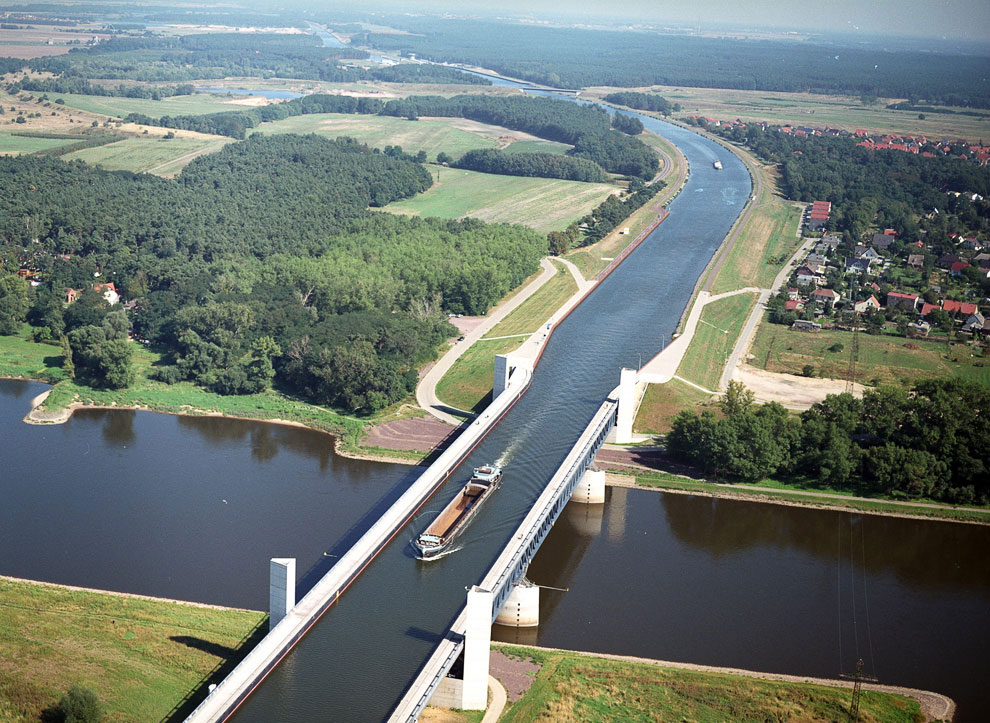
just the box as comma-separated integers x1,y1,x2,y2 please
452,149,608,182
579,180,661,244
355,17,990,108
604,92,680,116
710,122,990,242
0,135,546,410
668,380,989,505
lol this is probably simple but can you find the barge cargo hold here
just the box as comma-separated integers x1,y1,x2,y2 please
413,465,502,560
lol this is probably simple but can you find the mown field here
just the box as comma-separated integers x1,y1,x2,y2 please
23,91,246,119
257,112,570,159
0,577,264,723
493,645,925,723
0,131,78,154
589,85,990,142
676,292,760,391
633,377,715,435
386,167,615,233
749,324,990,387
436,261,578,412
64,135,233,176
709,198,803,295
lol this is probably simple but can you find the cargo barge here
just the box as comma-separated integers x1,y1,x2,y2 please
413,464,503,559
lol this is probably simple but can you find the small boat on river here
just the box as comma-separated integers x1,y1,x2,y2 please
413,464,503,560
713,159,723,170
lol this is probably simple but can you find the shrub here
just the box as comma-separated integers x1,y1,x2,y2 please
56,685,102,723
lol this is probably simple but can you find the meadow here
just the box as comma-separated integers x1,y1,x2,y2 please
676,292,760,391
23,90,246,119
64,135,233,176
0,131,78,154
386,167,615,233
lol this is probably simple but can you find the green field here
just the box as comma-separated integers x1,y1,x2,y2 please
436,261,578,412
64,135,233,176
25,91,244,119
0,131,78,155
676,292,759,390
0,577,264,723
257,112,571,159
387,167,614,233
0,325,67,383
494,645,924,723
709,199,803,294
749,323,990,387
633,377,715,435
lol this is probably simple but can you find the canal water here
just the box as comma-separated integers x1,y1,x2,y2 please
1,83,987,720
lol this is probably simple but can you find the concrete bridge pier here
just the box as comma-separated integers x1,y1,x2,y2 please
570,466,606,504
462,586,494,709
494,578,540,628
612,367,637,444
269,558,296,630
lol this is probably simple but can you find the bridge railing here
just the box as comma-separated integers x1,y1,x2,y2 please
390,396,617,722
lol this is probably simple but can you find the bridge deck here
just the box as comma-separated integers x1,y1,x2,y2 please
389,397,617,722
184,366,532,722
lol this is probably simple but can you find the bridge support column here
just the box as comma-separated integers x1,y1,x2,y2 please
495,578,539,628
493,354,512,397
461,586,494,710
614,367,637,444
269,558,295,630
570,466,605,504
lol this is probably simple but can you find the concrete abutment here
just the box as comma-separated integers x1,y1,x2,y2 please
268,558,296,630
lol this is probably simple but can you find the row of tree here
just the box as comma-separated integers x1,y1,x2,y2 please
668,380,989,505
604,92,680,116
579,181,661,244
452,148,608,182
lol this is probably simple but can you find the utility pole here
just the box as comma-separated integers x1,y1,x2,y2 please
840,658,878,722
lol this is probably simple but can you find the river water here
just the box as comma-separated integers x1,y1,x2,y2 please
1,84,987,720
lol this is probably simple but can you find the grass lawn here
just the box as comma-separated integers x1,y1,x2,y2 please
0,325,68,383
0,131,79,154
633,377,716,435
709,200,803,294
436,261,578,412
749,323,990,387
64,135,233,176
676,292,759,390
495,644,924,723
0,577,265,723
500,139,570,155
23,91,242,119
386,167,615,234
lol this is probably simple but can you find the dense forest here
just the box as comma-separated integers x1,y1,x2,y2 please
669,380,989,505
452,149,608,182
125,93,659,179
603,92,681,116
0,135,546,411
4,33,491,85
352,18,990,108
708,122,990,240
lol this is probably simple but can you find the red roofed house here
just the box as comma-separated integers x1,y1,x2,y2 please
853,295,881,313
920,302,940,317
94,282,120,306
811,288,840,307
950,261,970,278
944,299,978,317
784,299,802,311
886,292,919,311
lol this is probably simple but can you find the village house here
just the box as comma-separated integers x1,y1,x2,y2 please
784,299,803,312
907,320,932,337
795,266,821,286
886,291,920,311
792,319,822,332
870,234,895,251
950,261,971,278
94,282,120,306
943,299,979,317
844,256,873,275
907,254,926,270
811,287,840,308
853,295,881,313
853,245,882,261
962,312,985,334
786,287,800,301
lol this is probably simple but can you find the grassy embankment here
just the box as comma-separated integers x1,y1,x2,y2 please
750,325,990,387
625,470,990,525
489,645,926,723
565,130,685,279
0,577,265,723
633,143,802,431
435,260,577,413
584,84,990,142
0,324,367,448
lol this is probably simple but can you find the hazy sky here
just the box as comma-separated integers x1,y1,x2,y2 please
393,0,990,42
